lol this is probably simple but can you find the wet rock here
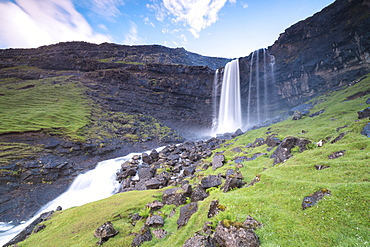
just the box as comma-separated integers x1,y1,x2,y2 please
145,178,164,189
145,215,164,228
189,153,202,162
201,175,222,189
137,167,155,181
191,185,209,202
142,153,154,164
3,210,54,247
183,233,216,247
357,107,370,119
328,150,346,159
152,229,167,239
232,128,244,138
266,135,280,147
212,154,225,170
292,111,304,120
314,165,330,170
183,166,196,176
302,189,331,210
149,149,159,160
132,226,152,247
212,220,260,247
94,221,119,245
177,202,198,228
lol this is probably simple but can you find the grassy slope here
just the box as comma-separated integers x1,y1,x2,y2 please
18,76,370,247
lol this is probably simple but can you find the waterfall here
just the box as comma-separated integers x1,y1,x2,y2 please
212,69,219,132
0,148,162,246
217,59,241,134
247,51,255,126
255,49,260,123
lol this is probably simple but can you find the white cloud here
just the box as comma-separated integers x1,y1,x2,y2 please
89,0,124,20
241,2,249,8
123,21,142,45
143,16,155,28
0,0,111,48
148,0,228,38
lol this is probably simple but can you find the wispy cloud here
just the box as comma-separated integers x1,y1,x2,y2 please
144,16,155,28
123,21,142,45
148,0,230,38
241,2,249,8
0,0,111,48
89,0,124,21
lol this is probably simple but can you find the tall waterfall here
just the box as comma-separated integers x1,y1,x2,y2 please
217,59,241,133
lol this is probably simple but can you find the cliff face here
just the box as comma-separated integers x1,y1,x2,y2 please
238,0,370,120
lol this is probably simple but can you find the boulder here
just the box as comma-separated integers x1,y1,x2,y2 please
212,220,260,247
289,104,313,115
183,233,216,247
142,153,154,164
190,185,209,202
162,184,192,206
246,175,261,187
94,221,119,245
146,200,164,211
145,215,164,228
361,123,370,137
33,224,46,233
232,128,244,138
207,200,225,218
145,178,164,190
328,150,346,159
201,175,222,189
266,135,280,147
314,165,330,170
302,189,331,210
132,226,152,247
152,229,167,239
357,107,370,119
177,202,198,228
270,137,311,165
222,176,245,192
243,216,263,230
212,154,225,170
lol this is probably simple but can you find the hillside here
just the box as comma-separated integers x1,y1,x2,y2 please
14,74,370,246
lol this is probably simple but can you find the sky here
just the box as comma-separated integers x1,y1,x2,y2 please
0,0,335,58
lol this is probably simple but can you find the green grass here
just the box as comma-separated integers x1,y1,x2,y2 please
16,75,370,246
0,74,91,139
97,58,145,65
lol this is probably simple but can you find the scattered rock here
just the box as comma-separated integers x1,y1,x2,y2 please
232,128,244,138
202,221,214,235
212,220,260,247
361,123,370,137
207,200,225,218
145,215,164,228
146,200,164,212
328,150,346,159
331,132,346,144
302,189,331,210
309,109,325,117
162,186,192,206
212,154,225,170
94,221,119,245
265,135,280,147
246,175,261,187
152,229,167,239
33,224,46,233
201,175,222,189
314,165,330,170
231,147,243,153
132,226,152,247
183,233,216,247
270,137,311,165
366,97,370,104
190,185,209,202
177,202,198,228
243,216,263,230
292,111,305,120
222,176,245,192
336,125,348,132
289,104,313,115
357,107,370,119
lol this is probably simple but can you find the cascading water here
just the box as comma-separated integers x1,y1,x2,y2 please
212,68,219,132
216,59,241,133
0,148,162,246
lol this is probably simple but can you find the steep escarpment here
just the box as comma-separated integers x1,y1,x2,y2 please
238,0,370,122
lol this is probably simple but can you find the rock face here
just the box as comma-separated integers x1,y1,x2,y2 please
237,0,370,123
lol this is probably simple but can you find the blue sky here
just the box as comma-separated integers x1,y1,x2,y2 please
0,0,334,58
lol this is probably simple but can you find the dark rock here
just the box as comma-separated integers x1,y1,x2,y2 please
207,200,225,218
137,167,155,181
336,125,349,132
56,206,62,211
94,221,119,245
142,153,154,164
366,98,370,104
314,164,330,170
232,128,244,138
289,104,313,115
33,224,46,233
328,150,346,159
145,178,164,189
190,185,209,202
358,107,370,119
177,202,198,228
145,215,164,228
149,149,159,160
183,233,216,247
243,216,263,230
309,109,325,117
152,229,167,239
212,154,225,170
222,176,245,192
146,200,164,211
183,166,196,176
162,185,192,206
270,137,311,165
246,175,261,187
3,210,54,247
201,175,222,189
292,111,304,120
361,123,370,137
302,189,331,210
231,147,243,153
132,226,152,247
212,220,260,247
265,135,280,147
189,153,202,162
330,132,346,144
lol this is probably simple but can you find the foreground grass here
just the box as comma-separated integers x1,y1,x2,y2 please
18,76,370,246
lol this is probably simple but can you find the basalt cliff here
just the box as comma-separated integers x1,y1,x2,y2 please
0,0,369,230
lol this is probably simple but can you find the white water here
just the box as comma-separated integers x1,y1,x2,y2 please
217,59,242,133
212,68,219,132
0,148,161,246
